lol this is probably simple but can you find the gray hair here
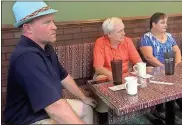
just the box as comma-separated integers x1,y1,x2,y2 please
102,17,123,35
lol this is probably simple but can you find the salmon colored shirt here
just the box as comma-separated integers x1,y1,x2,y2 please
93,36,142,73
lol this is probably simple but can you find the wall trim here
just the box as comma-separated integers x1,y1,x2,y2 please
2,13,182,30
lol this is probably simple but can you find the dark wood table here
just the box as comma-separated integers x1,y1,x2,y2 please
87,63,182,124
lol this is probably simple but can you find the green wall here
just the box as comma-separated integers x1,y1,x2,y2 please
2,1,182,25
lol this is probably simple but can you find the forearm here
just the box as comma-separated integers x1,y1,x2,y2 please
95,67,113,79
61,75,86,100
175,51,181,64
145,56,164,67
46,99,85,124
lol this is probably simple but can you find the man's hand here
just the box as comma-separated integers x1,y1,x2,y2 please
81,97,97,108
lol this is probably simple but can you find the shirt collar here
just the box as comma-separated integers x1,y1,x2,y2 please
20,35,51,56
104,36,125,48
104,36,112,46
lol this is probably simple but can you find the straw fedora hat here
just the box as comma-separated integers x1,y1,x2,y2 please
12,0,58,27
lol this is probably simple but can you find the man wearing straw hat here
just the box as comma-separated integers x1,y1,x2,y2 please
4,0,96,124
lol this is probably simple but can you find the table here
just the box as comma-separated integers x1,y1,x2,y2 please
87,63,182,124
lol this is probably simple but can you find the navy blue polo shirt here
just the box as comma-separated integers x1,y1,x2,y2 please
4,35,68,124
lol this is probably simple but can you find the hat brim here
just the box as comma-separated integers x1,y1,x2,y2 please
13,9,58,28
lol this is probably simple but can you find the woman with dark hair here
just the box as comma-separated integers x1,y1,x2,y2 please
140,12,181,66
139,12,182,120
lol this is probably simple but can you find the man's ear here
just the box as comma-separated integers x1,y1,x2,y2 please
22,23,33,34
108,32,112,38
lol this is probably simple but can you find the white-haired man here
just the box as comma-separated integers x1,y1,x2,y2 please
94,17,142,80
4,0,96,124
93,17,142,123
